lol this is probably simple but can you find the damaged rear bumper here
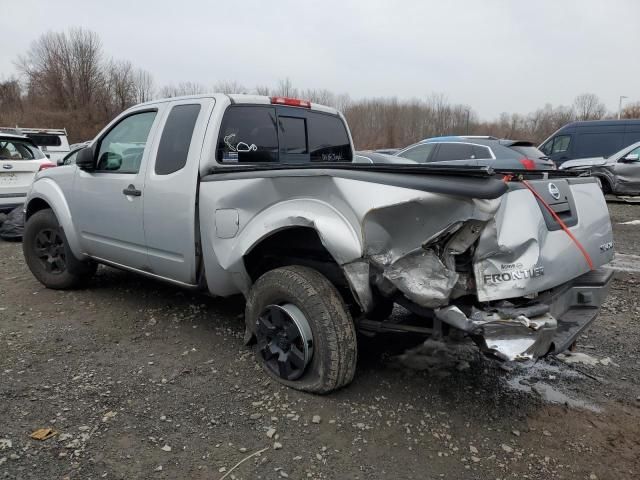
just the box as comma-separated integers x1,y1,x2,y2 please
434,268,613,361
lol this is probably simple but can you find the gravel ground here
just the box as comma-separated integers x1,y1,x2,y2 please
1,203,639,480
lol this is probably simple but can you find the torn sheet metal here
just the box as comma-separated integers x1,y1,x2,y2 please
377,249,459,309
435,305,557,361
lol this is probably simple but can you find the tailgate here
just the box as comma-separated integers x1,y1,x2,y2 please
473,177,614,302
0,160,40,195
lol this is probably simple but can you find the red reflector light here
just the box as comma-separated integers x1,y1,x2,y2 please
38,162,56,171
519,158,536,170
270,96,311,108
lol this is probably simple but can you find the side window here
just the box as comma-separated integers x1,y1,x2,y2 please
307,112,352,162
434,143,475,161
472,145,492,159
97,111,157,173
155,104,201,175
279,116,307,154
217,106,278,163
397,143,435,162
551,135,571,154
540,140,552,156
621,146,640,161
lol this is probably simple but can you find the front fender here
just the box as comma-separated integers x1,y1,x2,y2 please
26,178,82,258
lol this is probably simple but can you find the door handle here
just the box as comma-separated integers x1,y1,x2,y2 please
122,184,142,197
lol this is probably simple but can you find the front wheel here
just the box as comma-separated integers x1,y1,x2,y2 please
23,209,97,289
245,265,358,394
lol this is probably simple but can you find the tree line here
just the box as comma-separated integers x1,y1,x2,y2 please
1,28,638,148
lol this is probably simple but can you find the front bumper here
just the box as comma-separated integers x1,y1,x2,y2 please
434,267,613,361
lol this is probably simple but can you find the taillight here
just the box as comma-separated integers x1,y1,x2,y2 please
38,162,56,171
519,158,536,170
270,96,311,108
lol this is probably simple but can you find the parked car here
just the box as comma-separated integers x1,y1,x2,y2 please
540,119,640,166
22,93,614,393
374,148,400,155
560,141,640,195
390,136,555,170
18,128,71,164
0,133,55,213
354,150,414,164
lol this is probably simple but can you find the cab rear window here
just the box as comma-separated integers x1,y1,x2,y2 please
216,106,352,164
25,134,62,147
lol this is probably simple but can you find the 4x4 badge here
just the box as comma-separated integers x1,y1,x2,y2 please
548,182,561,200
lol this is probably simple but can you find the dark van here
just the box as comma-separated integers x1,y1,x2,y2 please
539,119,640,165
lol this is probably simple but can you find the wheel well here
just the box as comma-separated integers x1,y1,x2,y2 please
596,175,612,193
25,198,51,220
243,227,357,309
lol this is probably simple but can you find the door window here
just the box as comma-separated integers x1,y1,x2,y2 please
621,146,640,161
217,106,278,163
155,104,201,175
397,143,435,162
551,135,571,154
97,111,157,173
434,143,475,161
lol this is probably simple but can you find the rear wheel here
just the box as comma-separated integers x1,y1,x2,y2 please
23,209,96,289
245,265,358,394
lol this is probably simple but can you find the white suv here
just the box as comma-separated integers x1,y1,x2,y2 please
0,133,55,213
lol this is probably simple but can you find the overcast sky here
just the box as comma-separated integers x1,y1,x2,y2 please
2,0,639,118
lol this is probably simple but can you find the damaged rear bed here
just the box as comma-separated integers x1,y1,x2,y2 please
340,167,614,362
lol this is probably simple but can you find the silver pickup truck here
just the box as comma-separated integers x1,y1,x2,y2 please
22,94,615,393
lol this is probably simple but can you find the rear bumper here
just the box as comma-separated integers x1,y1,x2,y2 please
434,267,613,361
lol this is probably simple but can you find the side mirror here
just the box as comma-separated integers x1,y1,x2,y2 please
622,153,639,163
76,147,96,171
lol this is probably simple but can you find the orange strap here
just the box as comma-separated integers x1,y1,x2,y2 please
521,180,594,270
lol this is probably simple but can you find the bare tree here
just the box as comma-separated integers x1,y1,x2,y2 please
274,78,297,97
158,81,206,98
106,60,135,111
0,78,23,113
621,102,640,119
573,93,606,120
16,28,103,110
213,80,246,94
254,85,271,96
132,69,154,103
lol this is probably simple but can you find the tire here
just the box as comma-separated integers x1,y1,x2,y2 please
23,209,97,289
245,265,358,394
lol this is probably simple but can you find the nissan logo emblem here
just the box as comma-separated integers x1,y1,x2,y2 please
548,182,561,200
2,164,13,170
